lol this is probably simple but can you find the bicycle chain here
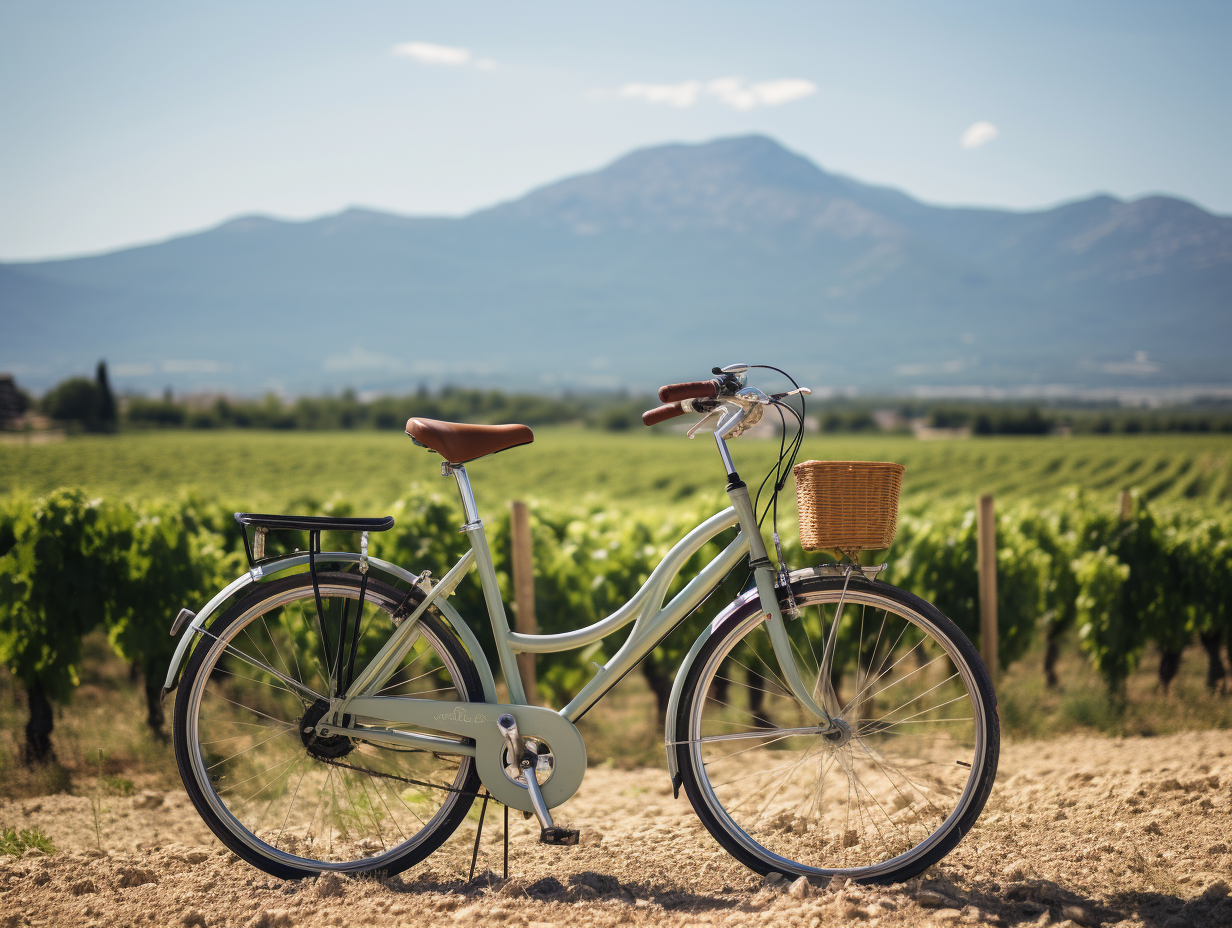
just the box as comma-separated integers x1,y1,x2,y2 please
312,754,492,802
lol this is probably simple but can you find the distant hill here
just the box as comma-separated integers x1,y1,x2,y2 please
3,135,1230,395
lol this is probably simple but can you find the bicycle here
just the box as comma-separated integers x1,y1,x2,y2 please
164,363,999,884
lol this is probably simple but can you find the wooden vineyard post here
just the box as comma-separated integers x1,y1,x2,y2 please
1119,489,1133,521
977,493,999,684
510,501,539,704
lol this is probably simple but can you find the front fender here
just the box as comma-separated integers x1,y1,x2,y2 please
664,586,761,795
161,553,499,704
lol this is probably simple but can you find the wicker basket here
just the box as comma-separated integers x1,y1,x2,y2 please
793,460,905,552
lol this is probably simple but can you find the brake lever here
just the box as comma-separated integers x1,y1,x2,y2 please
687,408,725,439
770,387,812,400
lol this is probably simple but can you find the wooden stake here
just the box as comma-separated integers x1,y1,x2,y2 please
510,501,539,704
1119,489,1133,521
977,494,998,684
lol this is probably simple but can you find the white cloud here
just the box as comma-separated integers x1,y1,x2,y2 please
960,121,998,149
617,81,703,108
390,41,496,70
615,76,816,111
707,77,817,111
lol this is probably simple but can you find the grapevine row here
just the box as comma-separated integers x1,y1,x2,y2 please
1,487,1229,765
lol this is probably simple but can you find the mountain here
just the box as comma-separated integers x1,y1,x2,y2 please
3,135,1230,395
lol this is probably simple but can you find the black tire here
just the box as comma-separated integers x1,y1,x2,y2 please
675,576,999,884
173,571,483,879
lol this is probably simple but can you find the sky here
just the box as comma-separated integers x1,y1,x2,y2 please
2,0,1230,261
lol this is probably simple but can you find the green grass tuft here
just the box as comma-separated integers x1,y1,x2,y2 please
0,825,56,856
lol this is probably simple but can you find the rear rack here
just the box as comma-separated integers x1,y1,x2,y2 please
234,512,394,569
234,512,397,705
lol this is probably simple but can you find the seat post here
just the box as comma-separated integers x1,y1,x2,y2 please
441,461,528,705
443,463,481,528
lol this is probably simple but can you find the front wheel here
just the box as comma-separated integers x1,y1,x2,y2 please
675,576,999,884
173,571,483,879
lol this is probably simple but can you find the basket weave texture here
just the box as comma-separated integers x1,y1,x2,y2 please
793,460,905,551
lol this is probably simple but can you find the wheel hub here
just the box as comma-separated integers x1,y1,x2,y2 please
299,699,355,760
821,716,853,747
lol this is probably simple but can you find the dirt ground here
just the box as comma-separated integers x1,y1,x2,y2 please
2,730,1231,928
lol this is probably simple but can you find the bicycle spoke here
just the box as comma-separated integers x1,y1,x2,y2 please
183,575,479,871
685,583,995,878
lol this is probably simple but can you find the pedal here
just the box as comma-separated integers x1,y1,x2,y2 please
540,826,579,846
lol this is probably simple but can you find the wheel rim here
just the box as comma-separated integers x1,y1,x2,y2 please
686,587,989,878
184,578,475,871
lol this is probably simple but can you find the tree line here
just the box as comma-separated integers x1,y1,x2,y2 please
11,363,1232,436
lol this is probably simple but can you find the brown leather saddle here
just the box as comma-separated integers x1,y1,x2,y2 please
404,417,534,464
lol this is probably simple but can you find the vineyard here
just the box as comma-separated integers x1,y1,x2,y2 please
2,427,1231,780
1,429,1230,514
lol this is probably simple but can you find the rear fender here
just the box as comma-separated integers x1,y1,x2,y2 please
161,553,498,704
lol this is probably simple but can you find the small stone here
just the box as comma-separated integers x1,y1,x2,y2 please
132,791,165,810
313,872,346,899
245,912,291,928
181,911,207,928
764,871,784,884
1143,822,1162,835
1002,860,1029,881
1054,810,1069,821
569,872,621,895
116,867,158,888
526,876,565,897
498,879,526,898
918,890,960,909
1062,904,1094,926
788,877,811,899
1202,879,1231,901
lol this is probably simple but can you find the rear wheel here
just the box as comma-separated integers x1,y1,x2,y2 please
675,576,999,884
173,571,483,878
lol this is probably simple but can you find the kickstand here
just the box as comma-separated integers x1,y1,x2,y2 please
503,804,509,880
468,792,490,882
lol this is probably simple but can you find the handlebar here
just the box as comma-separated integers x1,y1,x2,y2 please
644,365,809,431
658,380,719,403
641,403,687,426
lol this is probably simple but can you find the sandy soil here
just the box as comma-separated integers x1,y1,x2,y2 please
2,730,1231,928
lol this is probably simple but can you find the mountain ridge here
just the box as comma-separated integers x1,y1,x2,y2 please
3,135,1229,394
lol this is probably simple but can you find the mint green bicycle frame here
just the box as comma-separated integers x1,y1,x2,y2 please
165,417,832,812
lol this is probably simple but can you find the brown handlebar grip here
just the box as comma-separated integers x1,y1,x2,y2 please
659,380,719,403
642,403,686,426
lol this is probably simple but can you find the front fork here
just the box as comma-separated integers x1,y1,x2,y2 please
726,478,836,728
